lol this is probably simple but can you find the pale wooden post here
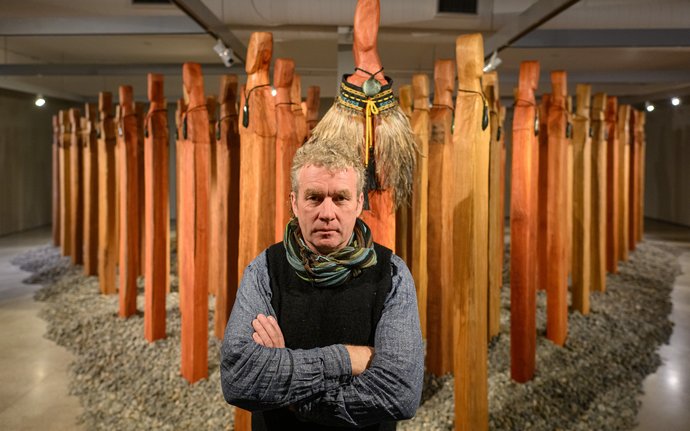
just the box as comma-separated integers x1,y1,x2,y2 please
274,58,299,242
546,71,569,346
97,92,118,295
117,86,140,318
52,115,61,247
510,60,540,382
306,85,321,136
453,33,490,431
427,59,455,376
144,73,170,342
213,74,241,340
637,112,646,241
179,63,212,383
536,94,550,292
395,85,412,266
566,96,574,277
572,84,592,314
410,73,430,340
82,104,99,276
590,93,608,292
291,74,308,145
605,97,619,273
617,104,631,262
69,108,84,265
628,109,639,251
59,111,72,256
235,32,277,430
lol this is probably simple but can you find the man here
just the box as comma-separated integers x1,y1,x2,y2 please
220,137,424,430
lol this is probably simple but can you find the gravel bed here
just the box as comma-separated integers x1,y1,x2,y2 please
12,240,680,431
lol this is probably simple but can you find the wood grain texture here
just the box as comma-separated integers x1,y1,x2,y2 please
291,74,308,145
566,96,574,278
628,109,639,250
395,85,413,266
213,74,241,341
410,73,430,340
637,112,646,242
605,97,619,273
571,84,592,314
82,104,99,276
617,105,631,262
136,102,147,278
306,85,321,136
59,110,72,256
510,61,539,383
175,98,187,264
208,95,219,297
590,93,608,293
52,115,60,246
69,108,84,265
97,92,118,295
546,71,569,347
536,94,550,292
144,73,170,343
427,59,455,376
453,33,489,431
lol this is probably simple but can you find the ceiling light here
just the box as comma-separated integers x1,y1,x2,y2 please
645,101,655,112
34,95,46,107
212,39,234,67
271,88,277,97
671,97,681,106
483,51,502,73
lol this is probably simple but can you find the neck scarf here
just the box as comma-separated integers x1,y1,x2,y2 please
284,218,377,287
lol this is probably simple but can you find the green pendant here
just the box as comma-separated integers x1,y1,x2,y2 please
482,104,489,131
363,77,381,97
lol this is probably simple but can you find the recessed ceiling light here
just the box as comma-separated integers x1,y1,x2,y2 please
671,97,681,106
34,95,46,107
645,103,655,112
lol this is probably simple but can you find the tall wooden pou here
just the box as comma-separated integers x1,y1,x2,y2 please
236,32,277,431
306,85,321,136
117,86,140,318
52,115,61,247
572,84,592,314
213,74,241,341
69,108,84,265
135,102,147,278
426,59,455,376
605,97,619,273
174,97,186,252
453,33,490,431
58,110,72,256
291,74,308,145
536,94,550,291
636,111,646,242
617,104,631,262
546,71,569,346
510,60,539,383
395,85,413,266
274,58,299,242
178,63,212,383
566,96,574,277
628,109,640,251
144,73,170,342
590,93,608,292
207,95,219,298
82,103,99,276
97,92,118,295
410,73,430,340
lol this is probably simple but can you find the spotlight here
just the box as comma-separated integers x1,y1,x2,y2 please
671,97,681,106
483,51,502,73
271,88,277,97
645,101,655,112
34,94,46,107
213,39,234,68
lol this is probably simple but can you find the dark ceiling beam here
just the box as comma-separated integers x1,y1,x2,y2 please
0,17,202,36
513,29,690,48
171,0,246,64
0,63,245,76
483,0,581,58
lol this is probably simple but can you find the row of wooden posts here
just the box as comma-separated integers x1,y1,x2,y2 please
48,32,646,431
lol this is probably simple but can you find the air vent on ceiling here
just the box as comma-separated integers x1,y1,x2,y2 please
132,0,171,5
438,0,478,14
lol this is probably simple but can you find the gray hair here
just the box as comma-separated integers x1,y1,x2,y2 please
290,136,366,196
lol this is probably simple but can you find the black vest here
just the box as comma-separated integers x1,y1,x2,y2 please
252,242,396,431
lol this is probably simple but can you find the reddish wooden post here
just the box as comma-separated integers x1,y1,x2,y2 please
546,71,569,346
144,73,170,342
410,73,430,340
510,60,540,382
117,86,140,318
617,104,631,262
135,102,147,277
82,104,99,276
306,85,321,136
566,96,574,277
178,63,212,383
291,74,308,145
536,94,550,291
605,97,619,273
637,112,646,241
590,93,608,292
236,32,276,430
274,58,299,242
572,84,592,314
97,92,118,295
395,85,412,266
213,74,241,340
52,115,61,246
69,108,84,265
59,111,72,256
453,33,490,431
175,98,186,257
207,95,219,297
427,60,455,376
628,109,639,250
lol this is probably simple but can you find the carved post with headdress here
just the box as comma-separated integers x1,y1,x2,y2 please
97,92,118,295
82,103,99,276
590,92,608,293
69,108,84,265
605,96,619,273
59,110,72,257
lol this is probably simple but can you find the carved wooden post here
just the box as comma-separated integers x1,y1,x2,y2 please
510,61,539,383
59,111,72,256
69,108,84,265
208,95,219,297
179,63,212,383
306,85,321,136
175,98,186,255
427,59,455,376
52,115,60,246
82,104,99,276
572,84,592,314
274,58,299,242
410,73,429,339
628,109,639,251
144,73,169,342
117,86,140,318
97,92,118,295
291,74,308,145
395,85,412,266
637,112,646,242
605,97,619,273
617,104,631,262
236,32,276,430
566,96,574,277
590,93,607,292
135,102,146,277
213,74,241,340
546,71,569,346
453,33,490,431
536,94,550,292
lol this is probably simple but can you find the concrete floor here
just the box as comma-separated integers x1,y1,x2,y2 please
0,222,688,430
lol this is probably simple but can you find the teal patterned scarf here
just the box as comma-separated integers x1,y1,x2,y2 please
284,218,377,287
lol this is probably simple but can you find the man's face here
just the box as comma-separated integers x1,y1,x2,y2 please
291,164,364,255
